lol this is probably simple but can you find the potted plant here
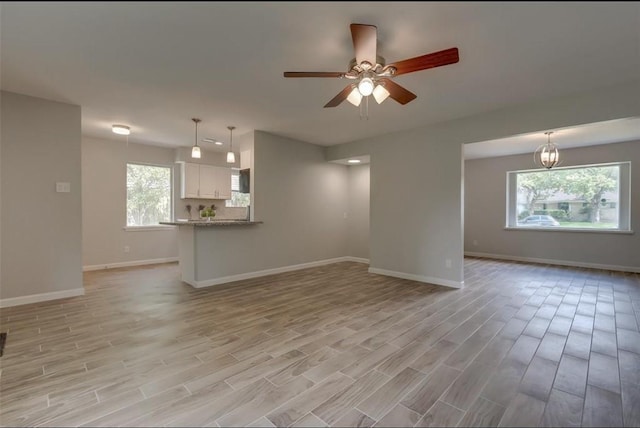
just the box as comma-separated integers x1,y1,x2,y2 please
199,205,216,221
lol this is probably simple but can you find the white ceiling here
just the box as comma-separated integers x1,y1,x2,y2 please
2,2,639,149
465,117,640,159
330,155,371,166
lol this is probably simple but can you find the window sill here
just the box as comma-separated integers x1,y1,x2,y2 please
504,227,633,235
123,226,176,232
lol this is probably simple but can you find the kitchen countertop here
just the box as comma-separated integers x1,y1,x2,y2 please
160,220,263,227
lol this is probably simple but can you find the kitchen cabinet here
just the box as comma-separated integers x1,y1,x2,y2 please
180,163,232,199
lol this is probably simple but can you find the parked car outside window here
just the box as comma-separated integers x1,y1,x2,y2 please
518,215,560,227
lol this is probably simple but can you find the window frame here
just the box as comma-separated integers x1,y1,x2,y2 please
505,161,632,234
124,162,174,230
225,168,250,208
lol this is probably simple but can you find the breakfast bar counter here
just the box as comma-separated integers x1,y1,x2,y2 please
160,220,264,288
160,220,263,227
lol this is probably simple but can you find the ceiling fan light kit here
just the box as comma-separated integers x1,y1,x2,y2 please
358,76,374,96
372,84,390,104
347,86,363,106
283,23,459,114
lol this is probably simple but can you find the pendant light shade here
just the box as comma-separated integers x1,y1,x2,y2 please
226,126,236,164
191,146,201,159
534,131,560,169
191,118,202,159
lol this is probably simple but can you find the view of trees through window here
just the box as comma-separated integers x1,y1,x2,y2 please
226,172,250,208
126,164,172,226
515,164,620,229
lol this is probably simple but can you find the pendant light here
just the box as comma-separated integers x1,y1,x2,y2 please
191,118,201,159
226,126,236,164
534,131,560,169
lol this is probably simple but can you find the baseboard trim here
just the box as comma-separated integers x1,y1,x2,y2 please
368,267,463,289
464,251,640,273
343,257,370,264
191,256,368,288
0,288,85,308
83,257,179,272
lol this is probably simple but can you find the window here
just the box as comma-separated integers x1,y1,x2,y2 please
225,170,250,208
126,163,172,226
506,162,631,231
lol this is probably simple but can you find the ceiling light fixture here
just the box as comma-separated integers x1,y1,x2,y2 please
347,87,363,106
347,159,361,164
226,126,236,164
372,84,390,104
191,118,201,159
112,124,130,135
534,131,560,169
357,76,375,96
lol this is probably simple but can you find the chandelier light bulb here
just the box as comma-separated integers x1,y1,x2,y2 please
357,77,374,96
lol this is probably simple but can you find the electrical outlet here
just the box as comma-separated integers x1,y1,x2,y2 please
473,240,478,246
343,212,348,219
124,246,130,253
445,259,452,269
56,182,71,193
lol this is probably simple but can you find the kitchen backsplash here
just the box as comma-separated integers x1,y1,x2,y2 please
177,199,248,220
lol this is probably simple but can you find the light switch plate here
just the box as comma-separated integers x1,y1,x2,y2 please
56,182,71,193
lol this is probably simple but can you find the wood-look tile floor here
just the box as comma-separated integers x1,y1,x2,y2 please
1,258,639,427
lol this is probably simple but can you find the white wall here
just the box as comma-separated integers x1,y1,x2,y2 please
1,91,83,303
194,131,349,280
347,164,370,260
368,132,464,287
465,140,640,271
327,79,640,287
82,137,178,268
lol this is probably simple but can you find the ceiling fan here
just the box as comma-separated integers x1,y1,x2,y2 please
283,24,459,108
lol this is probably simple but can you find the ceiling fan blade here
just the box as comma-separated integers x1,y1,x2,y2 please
386,47,459,76
378,78,417,105
284,72,345,78
324,84,355,108
350,23,377,66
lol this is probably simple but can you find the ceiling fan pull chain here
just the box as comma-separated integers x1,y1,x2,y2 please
366,96,369,120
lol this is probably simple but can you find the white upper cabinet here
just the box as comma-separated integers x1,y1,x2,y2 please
182,163,200,198
240,150,252,170
198,165,218,199
214,167,232,200
180,163,232,200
